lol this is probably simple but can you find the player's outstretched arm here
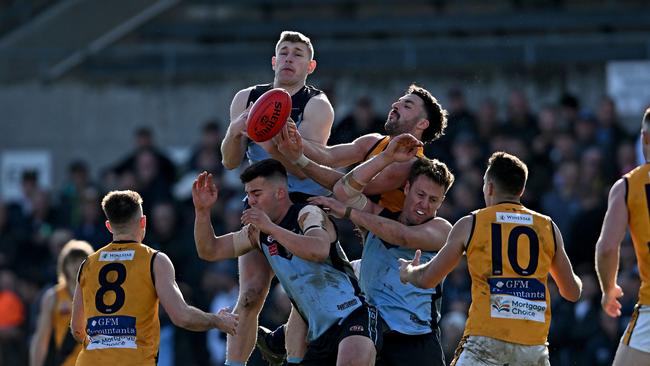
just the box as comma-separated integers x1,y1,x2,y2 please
595,179,628,316
277,121,344,190
399,215,470,288
333,133,421,203
351,209,451,251
550,221,582,302
155,252,239,334
30,287,56,366
222,89,252,170
193,172,257,261
303,133,384,169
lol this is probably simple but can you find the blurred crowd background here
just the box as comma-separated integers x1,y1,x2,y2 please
2,0,650,365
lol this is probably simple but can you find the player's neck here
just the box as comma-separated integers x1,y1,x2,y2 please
274,80,305,96
112,233,141,243
272,201,292,224
491,196,521,206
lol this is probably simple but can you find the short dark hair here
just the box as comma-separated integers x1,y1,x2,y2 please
240,159,288,184
407,84,448,144
101,190,143,226
276,31,314,59
407,157,455,193
486,152,528,196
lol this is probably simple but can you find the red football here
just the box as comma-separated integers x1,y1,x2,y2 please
247,88,292,142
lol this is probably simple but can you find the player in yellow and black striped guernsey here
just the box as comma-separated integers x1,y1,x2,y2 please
30,240,93,366
70,190,238,366
596,107,650,365
400,151,582,366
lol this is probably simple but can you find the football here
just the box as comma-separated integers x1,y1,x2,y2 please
247,88,292,142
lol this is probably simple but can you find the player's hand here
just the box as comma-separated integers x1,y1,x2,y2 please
383,134,422,162
276,119,303,162
192,171,219,211
601,284,624,317
308,196,346,219
234,102,253,138
215,308,239,335
241,207,275,233
398,249,421,285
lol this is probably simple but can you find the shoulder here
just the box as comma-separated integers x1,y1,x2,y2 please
454,214,474,228
610,177,626,196
353,133,385,150
231,87,254,106
428,216,453,230
304,93,334,116
298,204,327,221
298,205,329,229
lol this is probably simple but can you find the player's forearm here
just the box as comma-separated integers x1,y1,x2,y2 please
194,209,221,260
70,325,87,344
172,305,219,332
221,129,246,170
302,139,335,166
595,241,620,293
300,159,343,191
267,225,329,262
265,146,307,178
349,209,409,247
350,152,392,185
334,153,392,202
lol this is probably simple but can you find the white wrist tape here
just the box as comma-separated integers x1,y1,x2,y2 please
293,154,310,168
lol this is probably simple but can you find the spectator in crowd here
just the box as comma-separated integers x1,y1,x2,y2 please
0,201,21,269
188,120,224,176
113,127,177,186
59,160,96,228
328,96,384,145
503,89,538,141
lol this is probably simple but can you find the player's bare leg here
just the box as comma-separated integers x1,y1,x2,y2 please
285,307,308,364
226,250,273,364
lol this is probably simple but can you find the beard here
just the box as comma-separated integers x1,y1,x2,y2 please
384,116,416,136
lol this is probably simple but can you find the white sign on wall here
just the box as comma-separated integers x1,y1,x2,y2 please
0,150,52,201
607,61,650,117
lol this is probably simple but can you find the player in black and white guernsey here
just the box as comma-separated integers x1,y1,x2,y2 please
192,159,379,366
310,134,454,366
220,31,334,365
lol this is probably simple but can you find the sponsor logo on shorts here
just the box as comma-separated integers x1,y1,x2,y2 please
337,298,358,311
99,250,135,261
349,325,364,332
495,212,533,225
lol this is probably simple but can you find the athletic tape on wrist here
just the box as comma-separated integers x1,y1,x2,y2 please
293,154,310,168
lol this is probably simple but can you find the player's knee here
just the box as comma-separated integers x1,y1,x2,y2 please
236,287,266,312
